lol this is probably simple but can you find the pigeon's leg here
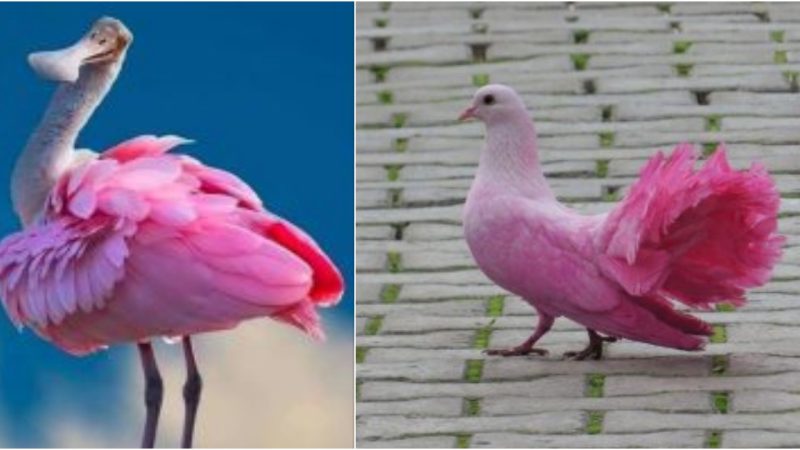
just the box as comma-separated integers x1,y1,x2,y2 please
181,336,203,448
485,313,554,357
138,342,163,448
564,329,618,360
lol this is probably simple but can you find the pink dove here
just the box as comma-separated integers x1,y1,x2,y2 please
0,18,343,447
460,84,783,359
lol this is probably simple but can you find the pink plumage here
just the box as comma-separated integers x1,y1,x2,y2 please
0,135,344,355
461,84,783,357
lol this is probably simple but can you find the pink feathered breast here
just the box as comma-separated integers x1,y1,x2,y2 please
0,135,344,355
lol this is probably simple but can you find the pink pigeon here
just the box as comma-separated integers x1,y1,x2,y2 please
460,84,784,359
0,18,343,447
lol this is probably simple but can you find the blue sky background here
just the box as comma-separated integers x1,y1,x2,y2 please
0,3,353,446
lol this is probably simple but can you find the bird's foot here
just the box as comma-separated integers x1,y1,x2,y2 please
485,346,548,357
563,334,617,360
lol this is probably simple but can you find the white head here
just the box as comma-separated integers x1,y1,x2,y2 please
28,17,133,83
458,84,528,124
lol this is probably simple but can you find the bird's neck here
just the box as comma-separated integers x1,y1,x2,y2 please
12,63,121,225
475,115,554,200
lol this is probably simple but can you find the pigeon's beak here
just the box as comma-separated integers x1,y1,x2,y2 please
458,105,477,121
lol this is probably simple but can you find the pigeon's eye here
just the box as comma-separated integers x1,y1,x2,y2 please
483,94,495,105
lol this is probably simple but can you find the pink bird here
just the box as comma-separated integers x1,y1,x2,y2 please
0,18,343,447
460,84,783,360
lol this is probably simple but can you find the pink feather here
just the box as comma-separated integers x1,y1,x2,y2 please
0,135,344,355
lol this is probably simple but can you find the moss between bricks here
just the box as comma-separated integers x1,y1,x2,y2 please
586,373,605,398
712,391,729,414
377,90,393,104
775,50,788,64
456,434,472,448
464,398,481,416
596,160,609,178
716,303,735,312
571,53,590,71
392,113,407,128
573,29,589,44
364,316,384,335
673,40,692,54
486,295,505,317
386,252,402,273
586,411,604,434
385,164,402,181
676,63,693,77
472,73,489,87
711,355,728,376
464,359,484,382
706,430,722,448
599,132,614,148
710,325,727,344
702,143,717,157
356,346,367,364
380,284,401,303
705,115,721,132
473,320,495,349
771,30,785,43
394,138,408,152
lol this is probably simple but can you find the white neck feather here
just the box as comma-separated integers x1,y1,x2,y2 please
12,62,121,225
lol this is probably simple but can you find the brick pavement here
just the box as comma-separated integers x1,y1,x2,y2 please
356,2,800,447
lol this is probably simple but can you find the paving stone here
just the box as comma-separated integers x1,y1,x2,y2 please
357,2,800,447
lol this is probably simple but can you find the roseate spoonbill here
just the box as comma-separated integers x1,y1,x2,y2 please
0,17,343,447
460,84,783,359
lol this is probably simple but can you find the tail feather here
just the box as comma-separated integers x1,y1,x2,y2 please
598,144,784,309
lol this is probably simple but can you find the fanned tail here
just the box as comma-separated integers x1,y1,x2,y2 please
598,144,784,309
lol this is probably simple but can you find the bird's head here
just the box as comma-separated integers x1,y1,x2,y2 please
458,84,528,124
28,17,133,83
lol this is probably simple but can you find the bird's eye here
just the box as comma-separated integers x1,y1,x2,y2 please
99,38,107,45
483,94,495,105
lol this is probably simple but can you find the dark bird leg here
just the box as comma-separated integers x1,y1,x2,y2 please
138,342,163,448
181,336,203,448
485,313,554,357
564,329,618,360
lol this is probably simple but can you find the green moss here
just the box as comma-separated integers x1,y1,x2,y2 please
784,70,799,85
596,160,610,178
675,64,693,77
473,320,495,349
571,53,591,71
380,284,401,303
775,50,788,64
657,3,671,13
472,73,490,87
456,434,472,448
711,355,728,376
601,106,613,122
586,411,604,434
486,295,505,317
706,430,722,448
374,18,388,28
716,303,735,312
464,359,484,382
673,40,693,54
370,65,390,82
706,115,721,132
702,143,718,157
710,325,727,344
599,132,614,148
377,90,394,104
394,137,408,152
364,316,384,335
573,29,590,44
602,186,620,202
464,398,481,416
771,30,785,43
587,373,605,398
392,113,407,128
712,391,729,414
386,252,402,273
356,346,367,363
385,164,402,181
